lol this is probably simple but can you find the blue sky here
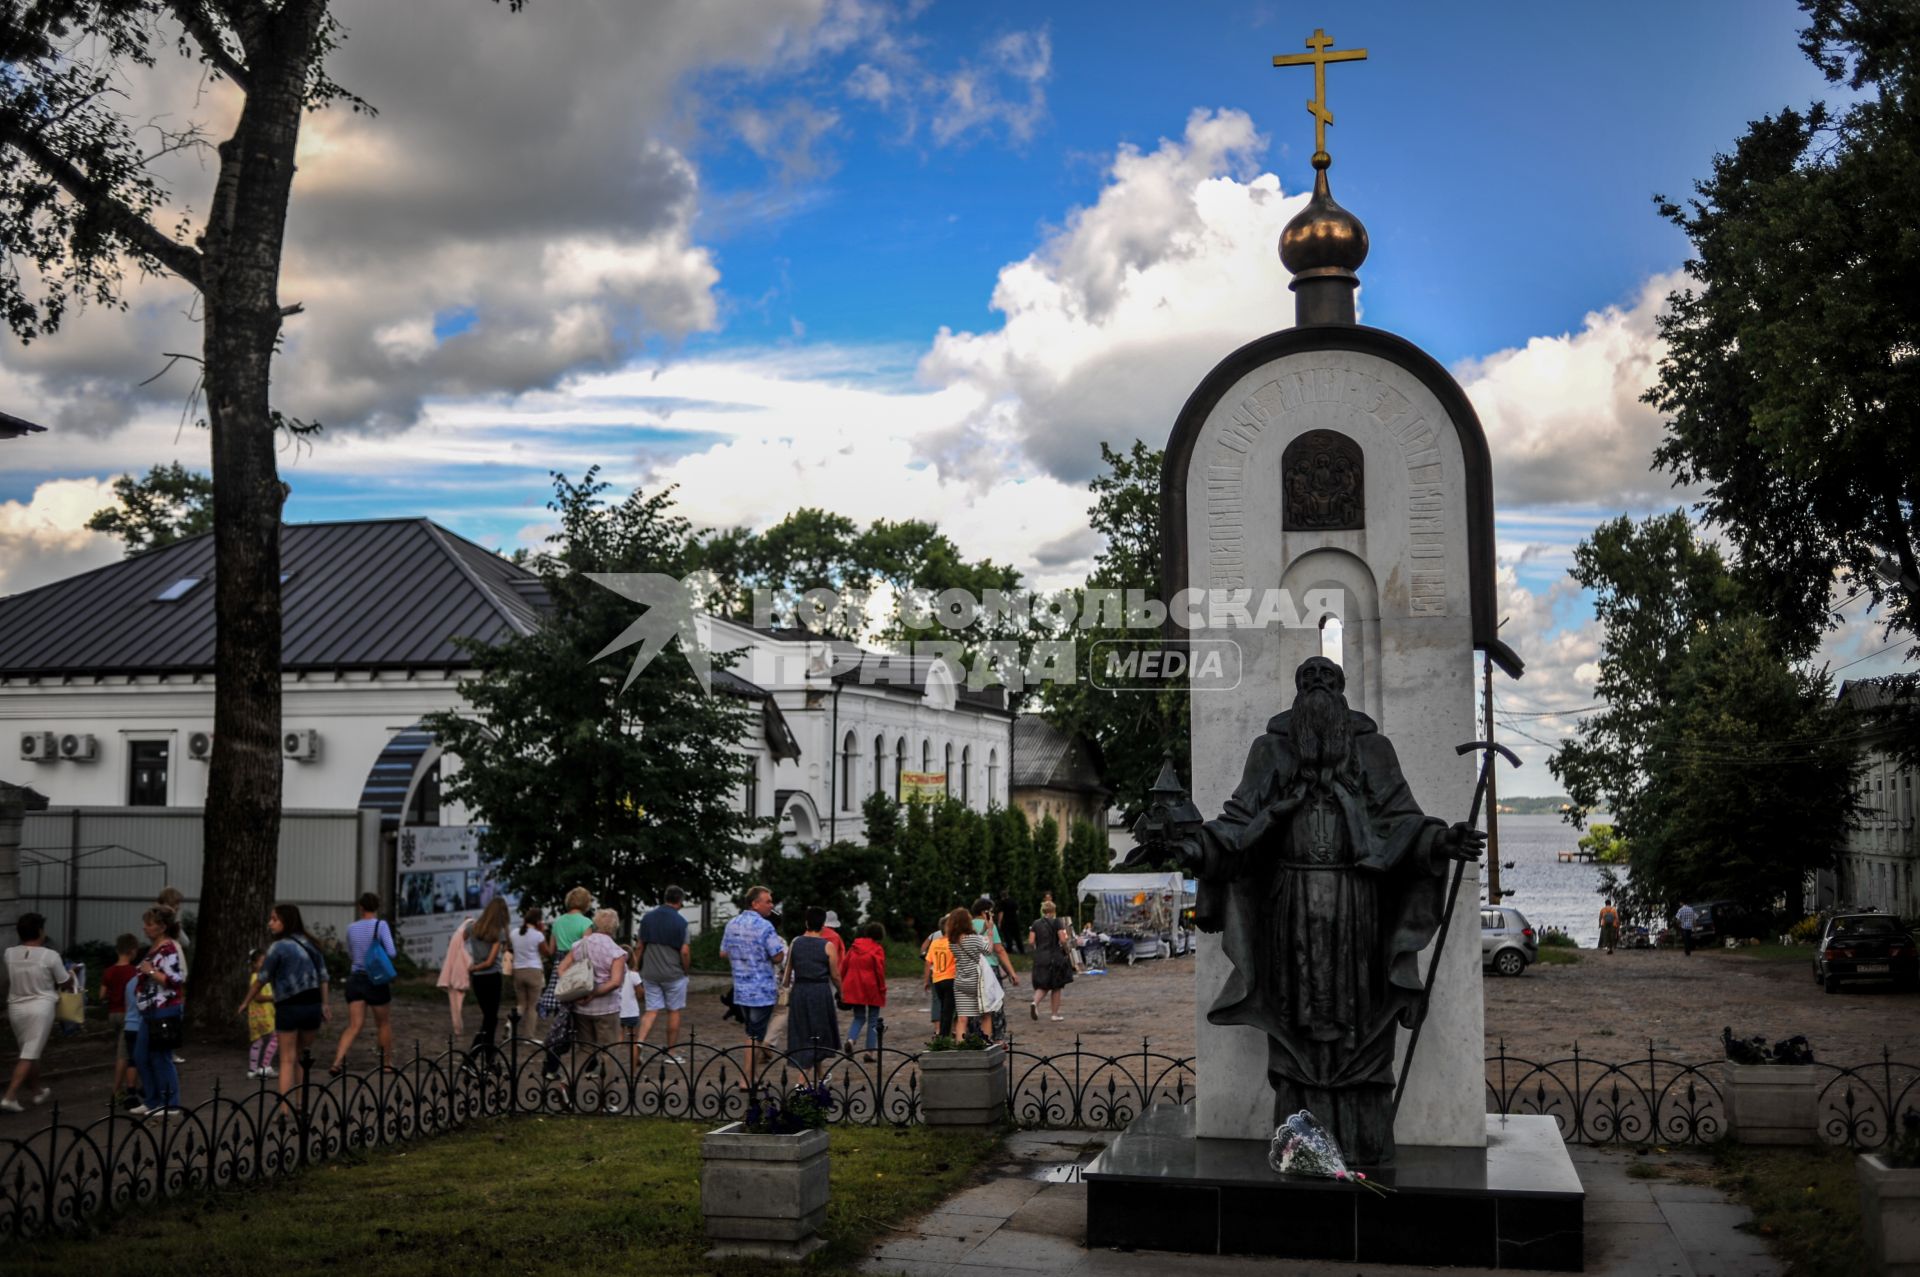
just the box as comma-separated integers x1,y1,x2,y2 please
0,0,1908,791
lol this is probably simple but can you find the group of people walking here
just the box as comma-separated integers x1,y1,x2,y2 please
3,890,192,1117
713,886,1081,1092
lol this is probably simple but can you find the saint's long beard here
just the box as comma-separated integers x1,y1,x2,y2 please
1291,685,1357,781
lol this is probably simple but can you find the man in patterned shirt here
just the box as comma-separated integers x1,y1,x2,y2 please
722,886,786,1088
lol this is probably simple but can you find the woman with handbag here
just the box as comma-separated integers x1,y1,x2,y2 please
328,892,398,1076
947,905,1014,1042
552,909,627,1076
784,907,842,1083
465,898,511,1068
238,904,331,1109
133,905,188,1115
2,911,76,1113
537,887,595,1079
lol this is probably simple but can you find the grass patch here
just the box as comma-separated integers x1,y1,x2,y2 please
1714,944,1812,964
1537,947,1581,966
1711,1144,1866,1277
1625,1160,1665,1180
8,1116,1001,1276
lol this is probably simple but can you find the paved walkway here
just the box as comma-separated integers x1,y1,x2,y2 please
860,1132,1783,1277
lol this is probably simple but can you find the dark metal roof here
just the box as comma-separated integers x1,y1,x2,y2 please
0,518,546,676
0,409,45,439
1838,675,1916,715
1010,714,1109,794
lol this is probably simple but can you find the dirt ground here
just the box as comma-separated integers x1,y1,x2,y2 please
6,943,1913,1140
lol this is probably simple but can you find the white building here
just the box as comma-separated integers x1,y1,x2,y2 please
1830,677,1917,916
0,518,1010,942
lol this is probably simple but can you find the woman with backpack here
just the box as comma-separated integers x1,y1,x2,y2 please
328,892,398,1075
237,904,331,1105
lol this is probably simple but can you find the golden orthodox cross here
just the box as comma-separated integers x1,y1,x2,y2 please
1271,28,1368,163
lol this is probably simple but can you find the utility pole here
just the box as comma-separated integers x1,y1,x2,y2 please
1483,652,1503,906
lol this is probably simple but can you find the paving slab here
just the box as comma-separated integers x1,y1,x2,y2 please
1680,1254,1782,1277
1650,1181,1731,1204
935,1176,1047,1218
1660,1202,1771,1255
861,1260,956,1277
1583,1220,1698,1276
1001,1182,1087,1238
1584,1196,1667,1224
868,1211,1001,1265
950,1227,1087,1273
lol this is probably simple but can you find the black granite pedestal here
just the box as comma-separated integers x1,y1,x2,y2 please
1083,1105,1584,1271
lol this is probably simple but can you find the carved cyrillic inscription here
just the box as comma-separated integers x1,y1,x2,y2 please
1201,362,1451,617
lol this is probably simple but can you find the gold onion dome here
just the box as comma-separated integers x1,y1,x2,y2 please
1280,153,1368,282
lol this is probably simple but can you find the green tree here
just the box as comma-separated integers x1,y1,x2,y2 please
1548,512,1743,835
750,837,885,933
86,462,215,555
1647,1,1919,655
1577,824,1629,865
1552,514,1864,915
2,1,515,1035
424,471,757,930
1041,441,1189,823
1631,616,1861,912
1061,818,1111,915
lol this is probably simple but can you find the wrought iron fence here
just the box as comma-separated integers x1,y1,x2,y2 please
1484,1039,1920,1150
3,1033,1913,1242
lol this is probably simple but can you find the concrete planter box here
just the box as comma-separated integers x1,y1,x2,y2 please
1859,1154,1920,1277
701,1123,829,1262
1724,1064,1817,1145
921,1042,1007,1130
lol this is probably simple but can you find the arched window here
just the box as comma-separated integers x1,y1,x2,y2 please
841,731,857,812
873,734,884,796
922,739,932,773
988,749,999,805
1320,615,1344,667
895,737,907,797
944,743,954,796
961,745,972,804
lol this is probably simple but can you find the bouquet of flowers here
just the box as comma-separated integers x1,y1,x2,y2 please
1268,1110,1389,1195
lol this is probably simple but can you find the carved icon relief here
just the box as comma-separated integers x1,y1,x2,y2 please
1282,429,1364,531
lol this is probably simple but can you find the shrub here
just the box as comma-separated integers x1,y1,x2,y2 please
1539,930,1579,949
1787,914,1822,944
742,1081,836,1134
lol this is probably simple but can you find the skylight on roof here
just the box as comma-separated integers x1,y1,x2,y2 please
154,577,200,602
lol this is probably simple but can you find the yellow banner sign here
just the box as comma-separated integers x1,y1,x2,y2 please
899,771,947,802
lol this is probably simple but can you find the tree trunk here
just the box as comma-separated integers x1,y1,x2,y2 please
186,13,323,1038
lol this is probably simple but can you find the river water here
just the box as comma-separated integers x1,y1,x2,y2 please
1479,812,1619,948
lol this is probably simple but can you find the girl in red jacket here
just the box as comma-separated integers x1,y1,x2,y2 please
840,924,889,1062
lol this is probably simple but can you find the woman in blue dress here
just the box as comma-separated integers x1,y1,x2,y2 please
784,906,842,1082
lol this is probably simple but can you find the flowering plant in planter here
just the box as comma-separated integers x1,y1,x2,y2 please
741,1081,836,1135
924,1034,990,1051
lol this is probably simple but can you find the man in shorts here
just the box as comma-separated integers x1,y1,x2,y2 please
634,886,692,1064
720,886,785,1088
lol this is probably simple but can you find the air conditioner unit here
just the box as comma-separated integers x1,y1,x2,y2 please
188,731,215,760
282,728,320,761
59,732,98,761
19,731,57,762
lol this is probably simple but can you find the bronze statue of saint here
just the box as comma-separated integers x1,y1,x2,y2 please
1130,656,1483,1165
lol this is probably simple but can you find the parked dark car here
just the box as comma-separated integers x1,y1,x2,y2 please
1813,913,1919,993
1691,900,1780,946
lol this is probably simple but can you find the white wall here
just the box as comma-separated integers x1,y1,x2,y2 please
3,671,466,813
